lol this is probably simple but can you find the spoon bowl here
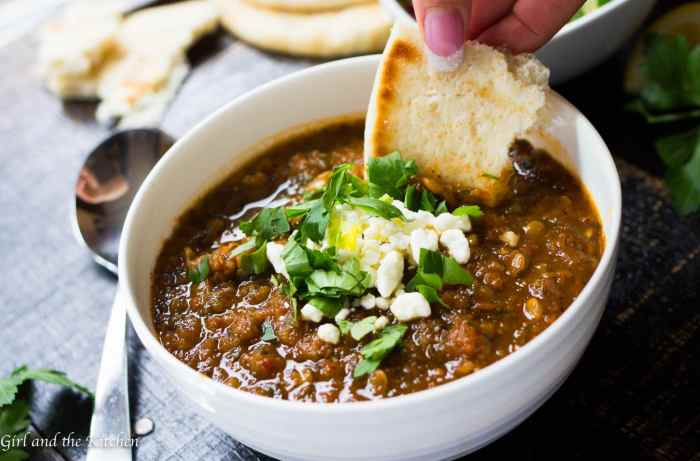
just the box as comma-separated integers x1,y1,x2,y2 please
74,129,174,273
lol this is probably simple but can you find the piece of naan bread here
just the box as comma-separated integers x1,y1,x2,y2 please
364,22,550,206
247,0,371,13
37,1,127,99
95,0,219,128
215,0,391,57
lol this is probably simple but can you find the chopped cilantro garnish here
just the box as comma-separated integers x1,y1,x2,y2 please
345,197,404,220
239,242,270,275
434,200,448,215
188,256,209,284
353,324,408,377
240,207,290,245
261,320,277,341
306,259,371,298
350,316,377,340
282,238,313,277
299,205,329,243
419,189,438,212
406,249,473,306
308,297,344,318
286,199,320,219
404,184,419,211
367,151,417,199
453,205,483,218
337,319,353,335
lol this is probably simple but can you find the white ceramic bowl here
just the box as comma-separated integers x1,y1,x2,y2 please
378,0,656,84
119,55,621,461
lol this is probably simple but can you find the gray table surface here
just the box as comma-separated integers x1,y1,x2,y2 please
2,2,700,460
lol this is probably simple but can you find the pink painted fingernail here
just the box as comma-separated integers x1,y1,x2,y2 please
423,6,464,71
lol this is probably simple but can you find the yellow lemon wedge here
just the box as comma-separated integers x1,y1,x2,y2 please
625,2,700,93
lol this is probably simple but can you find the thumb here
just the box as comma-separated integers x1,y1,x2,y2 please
412,0,471,70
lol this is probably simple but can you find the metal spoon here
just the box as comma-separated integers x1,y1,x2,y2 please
73,129,174,461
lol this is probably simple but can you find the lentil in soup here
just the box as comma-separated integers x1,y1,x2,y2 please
151,118,603,402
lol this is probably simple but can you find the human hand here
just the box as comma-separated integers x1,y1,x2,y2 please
412,0,584,68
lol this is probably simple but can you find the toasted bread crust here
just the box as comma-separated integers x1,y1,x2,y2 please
364,22,549,206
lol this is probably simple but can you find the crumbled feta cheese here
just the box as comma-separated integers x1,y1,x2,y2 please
409,228,439,263
359,293,376,310
317,324,340,344
388,233,410,250
433,213,471,232
265,242,288,279
500,230,520,248
362,247,381,266
373,315,389,331
439,229,471,264
375,297,390,310
301,303,323,323
413,210,435,227
376,251,404,297
390,292,432,322
335,307,350,322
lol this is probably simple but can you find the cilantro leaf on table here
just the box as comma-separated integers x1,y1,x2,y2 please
353,324,408,377
664,137,700,215
0,400,30,437
0,366,92,461
626,32,700,215
1,366,92,407
625,99,700,124
0,448,30,461
650,123,700,215
367,152,417,199
0,400,30,461
639,33,698,111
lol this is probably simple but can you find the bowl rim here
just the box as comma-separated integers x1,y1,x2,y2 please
378,0,639,39
119,54,622,414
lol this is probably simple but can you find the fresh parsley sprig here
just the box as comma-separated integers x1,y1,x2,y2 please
627,32,700,214
407,249,473,306
353,325,408,377
0,366,92,461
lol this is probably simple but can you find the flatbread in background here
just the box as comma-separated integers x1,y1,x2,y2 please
95,0,219,128
364,22,550,206
37,1,127,99
247,0,371,13
215,0,391,57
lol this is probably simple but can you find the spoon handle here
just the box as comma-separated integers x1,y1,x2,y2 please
86,287,132,461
